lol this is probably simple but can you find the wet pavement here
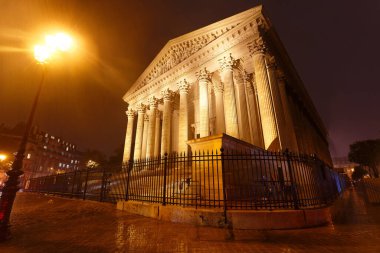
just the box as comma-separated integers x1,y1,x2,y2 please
0,188,379,252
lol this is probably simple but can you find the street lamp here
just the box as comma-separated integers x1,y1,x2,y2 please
0,155,7,163
0,32,74,240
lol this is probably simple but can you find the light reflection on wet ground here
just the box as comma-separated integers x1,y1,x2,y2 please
1,189,380,252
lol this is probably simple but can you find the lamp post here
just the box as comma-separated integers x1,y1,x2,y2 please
0,32,74,240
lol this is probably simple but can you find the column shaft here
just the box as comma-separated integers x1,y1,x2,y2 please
122,109,135,163
197,68,211,138
234,72,251,143
267,57,288,150
154,111,161,157
146,97,159,158
245,75,264,147
249,38,279,150
146,110,156,158
178,80,190,153
161,89,174,155
219,54,239,138
133,104,146,160
198,80,209,137
141,114,149,159
214,81,225,134
277,70,298,152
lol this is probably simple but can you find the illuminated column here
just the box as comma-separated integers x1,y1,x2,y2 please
133,103,146,160
141,114,149,158
177,79,190,153
277,69,298,152
122,108,136,163
160,88,175,155
266,56,288,150
219,54,239,138
213,81,225,134
146,97,159,158
154,110,162,157
234,71,251,143
196,68,211,138
245,73,264,148
248,37,279,150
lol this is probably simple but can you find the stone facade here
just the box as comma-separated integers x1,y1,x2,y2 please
122,6,332,165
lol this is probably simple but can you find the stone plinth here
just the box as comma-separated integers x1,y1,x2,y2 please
187,134,263,204
187,133,263,153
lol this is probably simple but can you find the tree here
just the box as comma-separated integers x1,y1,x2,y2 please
81,149,107,169
351,166,368,181
348,139,380,178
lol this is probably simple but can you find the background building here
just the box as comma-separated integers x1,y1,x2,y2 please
122,6,332,165
0,123,84,187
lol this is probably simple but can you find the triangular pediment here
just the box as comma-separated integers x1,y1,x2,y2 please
124,5,263,101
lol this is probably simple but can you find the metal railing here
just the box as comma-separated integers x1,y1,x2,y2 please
360,178,380,204
25,149,346,210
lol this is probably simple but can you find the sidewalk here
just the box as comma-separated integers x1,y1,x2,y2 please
0,189,379,253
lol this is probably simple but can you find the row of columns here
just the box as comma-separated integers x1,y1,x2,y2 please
123,34,299,162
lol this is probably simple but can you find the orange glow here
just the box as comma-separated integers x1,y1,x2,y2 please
0,154,7,162
33,32,74,63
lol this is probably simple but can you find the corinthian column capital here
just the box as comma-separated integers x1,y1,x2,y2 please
196,67,212,82
177,79,190,94
136,103,147,114
126,108,136,119
244,71,254,83
218,53,238,72
148,96,159,109
248,37,267,56
244,72,257,95
161,88,175,102
234,71,245,84
144,114,149,121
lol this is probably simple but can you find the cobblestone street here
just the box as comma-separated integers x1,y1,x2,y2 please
0,188,379,253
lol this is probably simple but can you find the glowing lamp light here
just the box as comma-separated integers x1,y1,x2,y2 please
34,44,53,63
34,32,74,63
45,32,73,52
0,154,7,162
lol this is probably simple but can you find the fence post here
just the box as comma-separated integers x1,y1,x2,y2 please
285,149,299,210
220,148,228,224
82,169,90,200
70,170,77,198
99,167,107,202
125,160,133,201
162,153,168,206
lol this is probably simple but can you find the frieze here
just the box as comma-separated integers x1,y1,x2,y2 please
134,24,240,92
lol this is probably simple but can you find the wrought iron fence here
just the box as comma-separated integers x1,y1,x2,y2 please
25,149,346,210
360,178,380,204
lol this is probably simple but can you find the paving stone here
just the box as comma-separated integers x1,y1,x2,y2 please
0,188,379,252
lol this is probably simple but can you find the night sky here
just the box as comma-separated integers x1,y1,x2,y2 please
0,0,379,157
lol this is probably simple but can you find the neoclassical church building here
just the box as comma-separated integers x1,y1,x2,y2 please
122,6,332,165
